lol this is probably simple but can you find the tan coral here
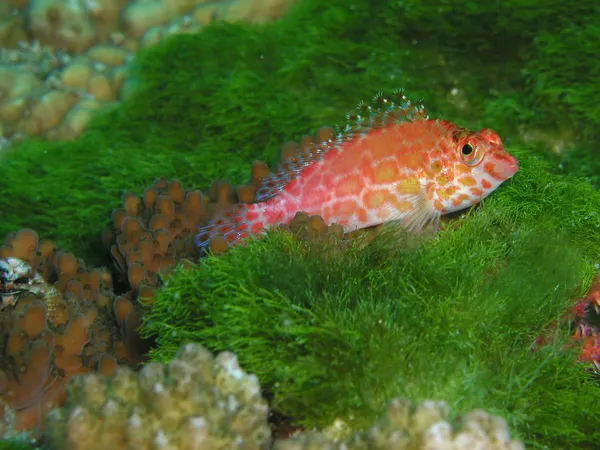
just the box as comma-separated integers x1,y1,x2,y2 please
0,4,28,48
50,99,106,141
27,0,98,54
123,0,209,39
219,0,301,24
274,398,524,450
0,0,299,148
45,341,272,450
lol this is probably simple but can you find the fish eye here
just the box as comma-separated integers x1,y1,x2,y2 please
459,141,484,166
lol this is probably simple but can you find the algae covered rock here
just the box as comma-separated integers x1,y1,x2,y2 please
45,342,271,450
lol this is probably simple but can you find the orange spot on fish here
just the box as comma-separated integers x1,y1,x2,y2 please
443,185,458,196
404,152,423,170
430,148,442,159
363,190,388,209
459,176,477,186
456,164,471,174
451,193,470,207
481,178,493,189
373,161,399,183
470,187,483,196
434,199,444,211
245,210,259,222
430,161,443,173
376,209,390,219
398,176,421,195
328,150,361,176
365,127,399,160
335,174,363,197
484,162,502,180
332,199,359,218
393,199,414,212
356,207,369,223
436,175,449,186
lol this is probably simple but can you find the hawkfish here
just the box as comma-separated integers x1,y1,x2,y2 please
195,90,519,250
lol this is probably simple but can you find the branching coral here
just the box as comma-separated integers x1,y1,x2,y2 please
45,341,272,450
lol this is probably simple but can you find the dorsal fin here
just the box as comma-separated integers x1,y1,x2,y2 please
254,90,430,202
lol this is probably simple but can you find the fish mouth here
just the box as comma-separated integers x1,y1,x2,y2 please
495,156,519,179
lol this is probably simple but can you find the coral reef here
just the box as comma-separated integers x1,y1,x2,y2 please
276,398,524,450
0,0,299,148
0,125,349,438
0,1,598,448
98,130,348,357
45,341,272,450
102,126,344,270
0,229,143,437
143,147,600,447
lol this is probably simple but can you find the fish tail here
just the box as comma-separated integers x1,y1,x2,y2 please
195,202,268,251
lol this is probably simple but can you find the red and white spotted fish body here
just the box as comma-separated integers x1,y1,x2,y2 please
196,91,519,250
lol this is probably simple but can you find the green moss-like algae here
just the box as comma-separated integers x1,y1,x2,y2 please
0,443,32,450
0,0,595,447
143,148,600,449
0,436,35,450
0,0,598,265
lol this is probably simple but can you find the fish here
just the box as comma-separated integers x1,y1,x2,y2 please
195,90,519,250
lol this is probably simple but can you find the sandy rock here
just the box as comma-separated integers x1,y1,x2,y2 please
220,0,300,23
27,0,97,53
0,5,27,48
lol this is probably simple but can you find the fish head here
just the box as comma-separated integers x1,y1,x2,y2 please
432,122,519,213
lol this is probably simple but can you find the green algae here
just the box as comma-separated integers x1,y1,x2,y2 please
0,1,598,445
143,148,600,449
0,439,35,450
0,0,598,264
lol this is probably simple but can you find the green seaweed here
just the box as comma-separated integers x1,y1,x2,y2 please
0,1,599,445
144,148,600,449
1,0,598,264
0,437,37,450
